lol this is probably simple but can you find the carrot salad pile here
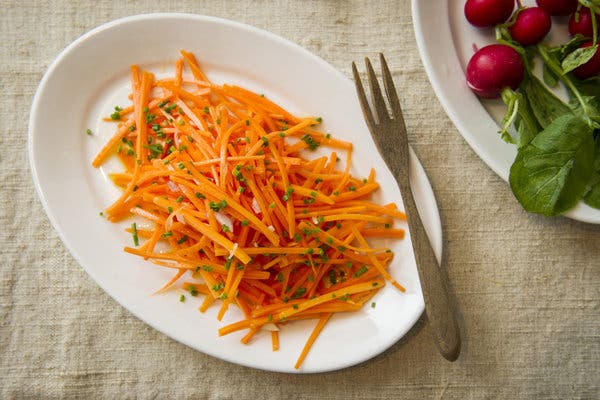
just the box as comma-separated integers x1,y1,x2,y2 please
93,50,407,369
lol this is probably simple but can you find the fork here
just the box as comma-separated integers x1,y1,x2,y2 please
352,54,461,361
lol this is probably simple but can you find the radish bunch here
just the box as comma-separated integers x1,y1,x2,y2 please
461,0,600,216
464,0,600,97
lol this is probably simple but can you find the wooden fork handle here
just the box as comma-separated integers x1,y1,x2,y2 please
397,168,461,361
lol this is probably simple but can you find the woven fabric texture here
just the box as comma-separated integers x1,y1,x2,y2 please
1,1,598,399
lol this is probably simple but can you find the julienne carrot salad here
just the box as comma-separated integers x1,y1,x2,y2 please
92,50,407,369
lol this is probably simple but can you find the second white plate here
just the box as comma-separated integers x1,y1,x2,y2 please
413,0,600,224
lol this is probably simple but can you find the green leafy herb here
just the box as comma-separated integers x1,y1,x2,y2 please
509,115,594,216
521,74,572,129
561,44,598,74
583,138,600,208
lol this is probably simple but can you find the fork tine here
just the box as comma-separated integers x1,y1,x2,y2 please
364,57,390,124
379,53,404,123
352,61,376,131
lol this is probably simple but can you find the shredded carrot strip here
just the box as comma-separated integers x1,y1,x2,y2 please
271,331,280,351
93,51,408,369
294,313,331,369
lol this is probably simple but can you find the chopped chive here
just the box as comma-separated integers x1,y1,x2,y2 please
329,269,336,285
177,235,188,245
161,231,173,238
179,294,185,302
301,134,320,150
354,265,368,277
292,287,306,299
131,223,139,246
282,187,294,202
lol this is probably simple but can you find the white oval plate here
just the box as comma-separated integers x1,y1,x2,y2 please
413,0,600,224
29,14,442,373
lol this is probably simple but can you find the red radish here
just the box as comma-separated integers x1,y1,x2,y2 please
573,41,600,79
466,44,524,98
536,0,578,16
464,0,515,27
510,7,552,45
569,8,600,38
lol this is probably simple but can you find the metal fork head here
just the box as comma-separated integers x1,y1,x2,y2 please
352,54,409,174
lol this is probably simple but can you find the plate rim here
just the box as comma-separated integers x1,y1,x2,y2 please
28,12,439,372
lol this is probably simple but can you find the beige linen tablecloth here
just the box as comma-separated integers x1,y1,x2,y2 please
1,1,599,398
